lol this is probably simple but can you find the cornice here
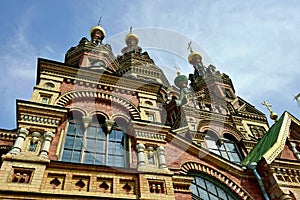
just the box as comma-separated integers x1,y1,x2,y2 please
16,100,68,132
38,58,162,95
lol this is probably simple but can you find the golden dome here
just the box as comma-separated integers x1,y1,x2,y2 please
270,112,278,121
125,33,139,45
188,51,202,64
90,25,106,38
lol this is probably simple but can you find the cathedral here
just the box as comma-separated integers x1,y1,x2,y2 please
0,22,299,200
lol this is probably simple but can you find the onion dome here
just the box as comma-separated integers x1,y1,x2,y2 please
174,69,188,89
125,26,139,46
90,25,106,39
188,50,202,64
187,41,202,65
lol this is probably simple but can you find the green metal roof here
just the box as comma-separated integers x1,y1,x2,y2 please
241,114,285,166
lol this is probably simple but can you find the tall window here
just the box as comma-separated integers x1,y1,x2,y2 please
190,173,238,200
204,131,242,164
61,111,128,168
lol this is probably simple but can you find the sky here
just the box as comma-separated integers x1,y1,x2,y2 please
0,0,299,129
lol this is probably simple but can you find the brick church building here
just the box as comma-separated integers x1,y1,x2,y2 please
0,22,299,200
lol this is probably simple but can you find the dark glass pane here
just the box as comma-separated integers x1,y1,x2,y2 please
199,187,209,200
107,155,124,167
84,152,94,164
224,142,235,152
115,130,123,141
97,127,106,139
95,140,106,153
72,150,81,163
67,123,77,136
205,180,217,194
208,194,218,200
86,126,97,138
190,183,198,196
217,187,227,199
107,156,114,166
109,130,117,141
61,150,72,162
115,143,124,155
86,138,95,152
195,176,205,187
114,156,124,167
73,137,83,150
95,153,105,165
230,152,241,163
64,135,75,149
108,142,116,154
221,151,229,159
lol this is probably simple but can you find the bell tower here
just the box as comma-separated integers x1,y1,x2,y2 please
187,42,236,101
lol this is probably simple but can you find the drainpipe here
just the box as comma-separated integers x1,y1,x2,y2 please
247,162,270,200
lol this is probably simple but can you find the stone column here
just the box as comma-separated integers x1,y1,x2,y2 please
39,131,54,157
157,146,167,169
136,143,146,167
9,128,29,154
290,142,300,160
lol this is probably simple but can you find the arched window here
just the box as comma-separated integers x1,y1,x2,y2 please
189,173,238,200
204,131,242,164
44,82,55,89
61,112,128,168
61,111,84,163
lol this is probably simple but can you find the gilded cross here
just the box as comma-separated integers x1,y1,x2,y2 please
262,101,272,112
187,41,193,53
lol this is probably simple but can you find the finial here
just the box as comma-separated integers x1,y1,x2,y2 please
130,26,133,34
262,101,278,122
175,66,180,75
187,41,193,53
98,17,102,26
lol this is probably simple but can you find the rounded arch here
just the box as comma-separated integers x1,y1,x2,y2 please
55,90,141,120
88,110,109,120
179,161,255,200
224,133,239,142
197,120,242,141
111,113,130,122
90,113,106,124
68,107,87,117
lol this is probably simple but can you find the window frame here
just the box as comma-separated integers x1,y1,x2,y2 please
204,131,243,164
189,172,239,200
61,114,129,168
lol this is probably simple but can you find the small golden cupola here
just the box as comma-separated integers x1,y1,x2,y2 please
121,27,142,54
90,18,106,46
187,41,203,66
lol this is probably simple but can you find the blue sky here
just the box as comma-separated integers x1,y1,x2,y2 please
0,0,299,129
